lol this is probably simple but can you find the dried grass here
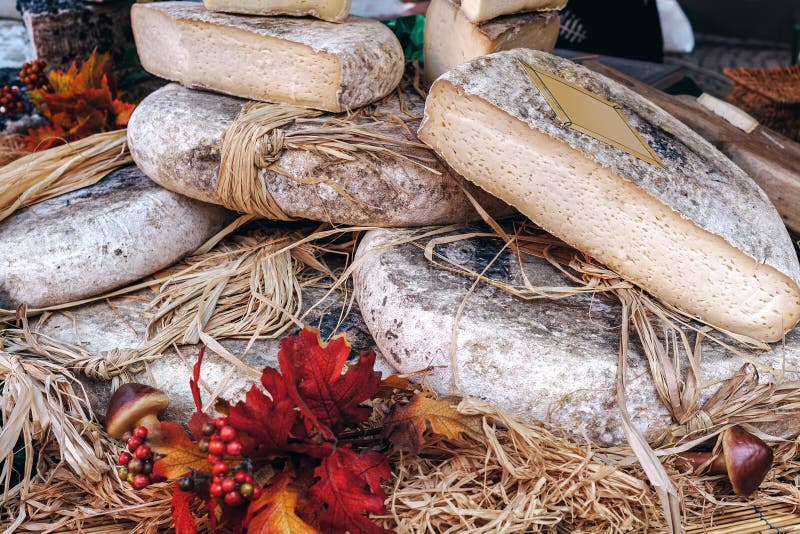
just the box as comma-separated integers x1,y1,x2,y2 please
0,129,131,223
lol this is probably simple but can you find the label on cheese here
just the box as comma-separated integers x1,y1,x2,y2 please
519,59,665,168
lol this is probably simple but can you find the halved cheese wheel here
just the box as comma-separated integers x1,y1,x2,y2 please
131,2,403,112
424,0,559,83
418,50,800,342
203,0,350,22
461,0,567,23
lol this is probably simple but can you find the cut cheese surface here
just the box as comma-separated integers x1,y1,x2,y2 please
131,2,403,112
461,0,567,23
419,50,800,342
203,0,350,22
424,0,559,83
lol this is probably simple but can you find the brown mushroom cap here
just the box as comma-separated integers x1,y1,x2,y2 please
722,426,773,497
105,383,169,438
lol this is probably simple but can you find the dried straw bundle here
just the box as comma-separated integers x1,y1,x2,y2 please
0,129,131,223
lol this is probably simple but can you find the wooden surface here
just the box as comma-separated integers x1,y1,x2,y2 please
585,60,800,234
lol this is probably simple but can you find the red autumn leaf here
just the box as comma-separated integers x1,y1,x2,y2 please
151,421,211,480
172,482,199,534
245,471,318,534
278,328,380,437
305,448,393,534
229,368,332,459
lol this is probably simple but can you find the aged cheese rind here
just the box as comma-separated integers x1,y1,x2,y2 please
354,228,800,445
131,2,403,112
203,0,350,22
34,285,390,424
0,166,234,309
460,0,567,23
424,0,559,83
418,50,800,342
127,83,513,226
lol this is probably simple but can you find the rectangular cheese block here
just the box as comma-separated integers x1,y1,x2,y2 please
419,50,800,342
461,0,567,23
424,0,559,83
203,0,350,22
131,2,404,113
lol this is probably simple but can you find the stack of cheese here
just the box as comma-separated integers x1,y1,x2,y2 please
423,0,566,83
128,1,516,227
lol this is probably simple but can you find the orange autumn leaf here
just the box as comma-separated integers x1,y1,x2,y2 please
151,421,212,480
246,471,318,534
23,51,135,150
382,393,483,454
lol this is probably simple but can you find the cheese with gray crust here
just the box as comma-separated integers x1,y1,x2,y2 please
424,0,559,83
131,2,403,112
203,0,350,22
418,50,800,342
128,83,513,226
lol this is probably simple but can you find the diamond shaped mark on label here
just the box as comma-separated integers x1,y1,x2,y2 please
519,59,665,168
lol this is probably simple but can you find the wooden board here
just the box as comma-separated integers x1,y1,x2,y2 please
585,60,800,234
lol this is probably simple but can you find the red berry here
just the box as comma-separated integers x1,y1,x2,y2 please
207,454,222,464
219,426,237,442
224,491,242,506
212,462,229,476
132,474,150,490
127,436,143,451
133,426,149,439
208,440,225,456
201,422,216,436
210,482,224,498
221,478,237,493
134,445,152,460
234,470,248,483
118,452,132,465
252,485,262,500
213,417,228,429
226,441,243,456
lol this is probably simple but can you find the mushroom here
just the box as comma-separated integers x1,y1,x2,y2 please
106,383,169,440
678,426,773,497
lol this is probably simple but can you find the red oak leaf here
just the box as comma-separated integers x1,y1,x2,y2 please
278,328,380,437
151,421,211,480
245,470,318,534
229,368,331,459
172,481,199,534
305,448,393,534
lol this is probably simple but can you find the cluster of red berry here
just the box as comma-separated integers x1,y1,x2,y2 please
0,85,23,115
116,426,163,490
179,417,263,507
19,59,48,91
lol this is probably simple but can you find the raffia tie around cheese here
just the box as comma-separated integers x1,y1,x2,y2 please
128,83,513,226
460,0,567,23
418,50,800,342
203,0,351,22
130,2,403,112
424,0,559,83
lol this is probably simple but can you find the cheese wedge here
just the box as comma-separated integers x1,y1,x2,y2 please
203,0,350,22
131,2,404,112
418,50,800,343
460,0,567,23
424,0,559,83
